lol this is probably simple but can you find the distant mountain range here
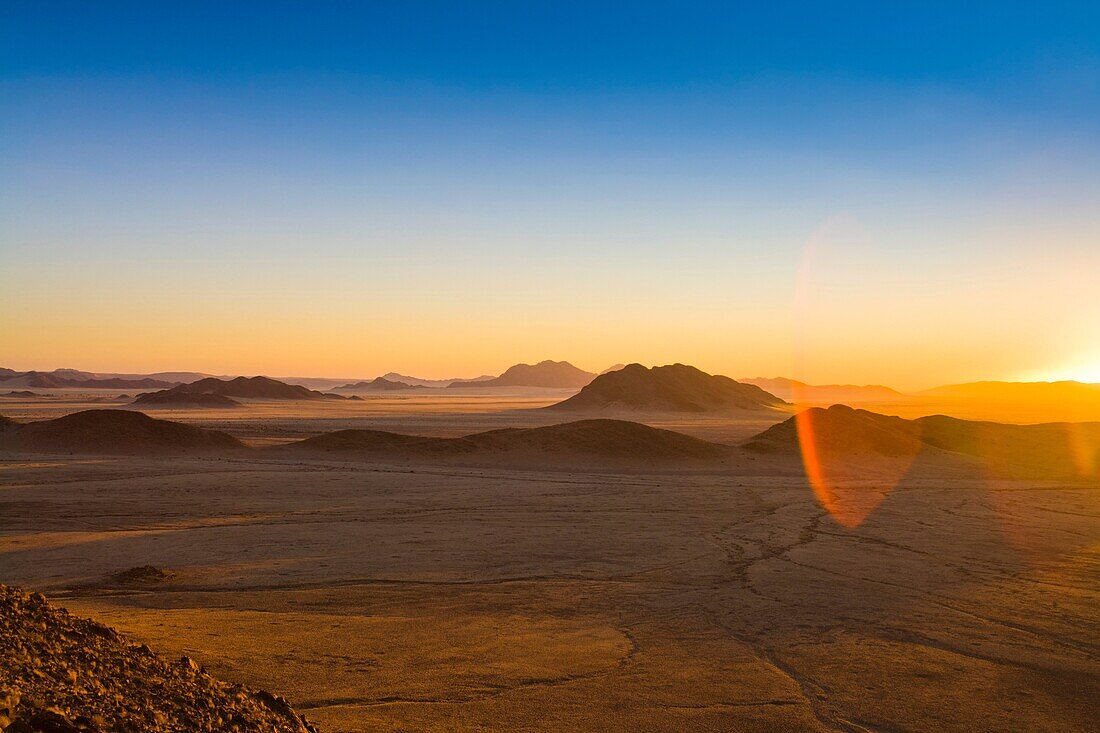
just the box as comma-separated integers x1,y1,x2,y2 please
920,380,1100,402
378,372,494,388
550,364,787,413
0,371,178,390
448,360,596,389
336,377,430,392
8,365,1100,421
738,377,905,403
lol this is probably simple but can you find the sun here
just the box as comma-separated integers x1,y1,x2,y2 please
1037,352,1100,384
1070,366,1100,383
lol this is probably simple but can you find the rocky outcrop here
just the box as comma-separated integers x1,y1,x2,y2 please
0,584,317,732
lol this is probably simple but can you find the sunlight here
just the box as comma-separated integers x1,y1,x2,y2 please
1032,350,1100,384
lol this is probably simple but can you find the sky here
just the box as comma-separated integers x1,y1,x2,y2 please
2,2,1099,389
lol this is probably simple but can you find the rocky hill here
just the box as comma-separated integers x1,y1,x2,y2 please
0,583,316,732
550,363,786,413
1,410,244,455
743,404,1100,479
448,361,596,389
132,392,242,408
140,376,325,401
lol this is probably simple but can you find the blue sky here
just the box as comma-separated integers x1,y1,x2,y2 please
2,2,1099,385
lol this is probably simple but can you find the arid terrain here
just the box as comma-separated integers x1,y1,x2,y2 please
1,383,1097,732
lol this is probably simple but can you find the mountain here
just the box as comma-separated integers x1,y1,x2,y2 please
131,392,242,408
271,376,360,391
448,361,596,389
101,371,212,384
76,377,177,389
48,368,96,381
279,419,730,462
739,377,906,403
601,364,628,374
921,380,1100,406
1,410,244,454
550,363,787,413
336,377,431,392
0,372,67,388
743,404,1100,479
922,380,1100,399
383,372,494,388
2,390,44,398
140,376,326,401
0,371,177,389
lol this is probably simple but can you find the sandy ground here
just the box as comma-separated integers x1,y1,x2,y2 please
0,396,1098,731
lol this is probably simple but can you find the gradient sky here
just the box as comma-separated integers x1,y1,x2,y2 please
2,2,1099,389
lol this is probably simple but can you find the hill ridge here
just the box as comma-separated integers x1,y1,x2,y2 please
551,363,786,413
448,360,596,389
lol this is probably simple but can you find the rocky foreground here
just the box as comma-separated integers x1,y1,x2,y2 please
0,584,316,732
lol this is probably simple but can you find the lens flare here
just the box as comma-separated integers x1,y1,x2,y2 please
792,399,922,527
791,216,918,526
1064,422,1100,478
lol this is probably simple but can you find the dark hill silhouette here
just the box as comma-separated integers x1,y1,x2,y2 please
2,390,43,398
279,419,730,462
448,361,596,389
463,420,729,459
550,363,787,413
132,392,241,408
142,376,325,401
743,405,922,457
744,405,1100,479
336,377,430,392
285,429,466,455
914,414,1100,478
2,410,243,455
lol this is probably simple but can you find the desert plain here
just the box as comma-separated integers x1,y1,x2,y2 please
1,389,1097,732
